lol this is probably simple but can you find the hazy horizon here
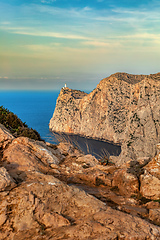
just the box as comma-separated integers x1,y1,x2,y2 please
1,0,160,90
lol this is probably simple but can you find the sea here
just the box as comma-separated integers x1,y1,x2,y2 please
0,90,121,158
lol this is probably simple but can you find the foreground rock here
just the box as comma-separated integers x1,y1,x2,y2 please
0,167,16,191
0,123,15,149
140,144,160,200
50,72,160,164
0,125,160,239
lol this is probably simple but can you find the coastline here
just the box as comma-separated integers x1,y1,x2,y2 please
51,130,121,158
50,129,122,146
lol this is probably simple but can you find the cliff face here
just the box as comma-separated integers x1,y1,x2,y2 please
49,72,160,163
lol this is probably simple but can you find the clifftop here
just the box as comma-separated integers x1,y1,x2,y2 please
101,72,160,85
106,72,148,85
60,87,88,99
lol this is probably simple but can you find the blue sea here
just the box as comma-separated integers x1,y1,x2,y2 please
0,91,121,158
0,91,60,144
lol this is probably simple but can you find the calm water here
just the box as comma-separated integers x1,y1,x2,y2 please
0,91,59,143
0,91,121,158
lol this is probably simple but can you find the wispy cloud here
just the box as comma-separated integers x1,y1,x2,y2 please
0,26,29,31
82,41,111,47
1,2,160,38
24,43,61,52
119,33,160,41
0,76,9,79
82,7,92,11
1,21,11,25
111,7,160,21
13,30,92,40
1,0,160,88
2,23,160,49
41,0,56,4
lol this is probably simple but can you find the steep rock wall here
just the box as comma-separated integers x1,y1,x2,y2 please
49,73,160,163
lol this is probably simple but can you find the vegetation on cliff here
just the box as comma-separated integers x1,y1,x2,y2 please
0,106,41,140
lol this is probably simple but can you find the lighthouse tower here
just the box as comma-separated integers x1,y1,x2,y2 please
63,83,67,89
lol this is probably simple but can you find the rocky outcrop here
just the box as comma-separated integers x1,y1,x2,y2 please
0,167,16,191
0,124,160,239
140,143,160,200
112,168,139,197
0,123,15,149
49,72,160,164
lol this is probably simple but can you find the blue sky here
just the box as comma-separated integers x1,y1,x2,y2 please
0,0,160,90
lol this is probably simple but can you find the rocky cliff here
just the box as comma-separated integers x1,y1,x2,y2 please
0,124,160,239
49,72,160,164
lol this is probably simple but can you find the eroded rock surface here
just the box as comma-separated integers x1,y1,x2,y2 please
0,167,16,191
0,124,15,149
50,72,160,164
0,125,160,239
140,143,160,200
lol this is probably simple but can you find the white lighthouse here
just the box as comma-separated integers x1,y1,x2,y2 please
63,83,67,89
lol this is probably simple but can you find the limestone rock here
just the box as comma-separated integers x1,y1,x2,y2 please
149,209,160,225
117,205,148,218
50,72,160,164
92,208,160,240
140,148,160,200
3,137,61,182
1,170,159,240
12,137,60,165
145,201,160,209
58,149,117,187
76,154,99,167
157,143,160,155
39,212,70,228
140,173,160,200
0,212,7,226
144,153,160,179
112,168,139,196
0,124,14,148
0,167,16,191
57,142,82,157
0,123,160,239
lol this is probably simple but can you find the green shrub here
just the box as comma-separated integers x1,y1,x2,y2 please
0,106,41,141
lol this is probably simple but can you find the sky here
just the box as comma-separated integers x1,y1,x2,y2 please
0,0,160,90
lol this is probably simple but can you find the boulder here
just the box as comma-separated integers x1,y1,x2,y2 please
39,212,70,228
0,167,16,191
11,137,60,166
112,168,139,196
149,209,160,225
140,147,160,200
140,172,160,200
144,153,160,179
76,154,99,167
3,137,61,182
57,142,82,157
0,124,14,148
145,201,160,209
